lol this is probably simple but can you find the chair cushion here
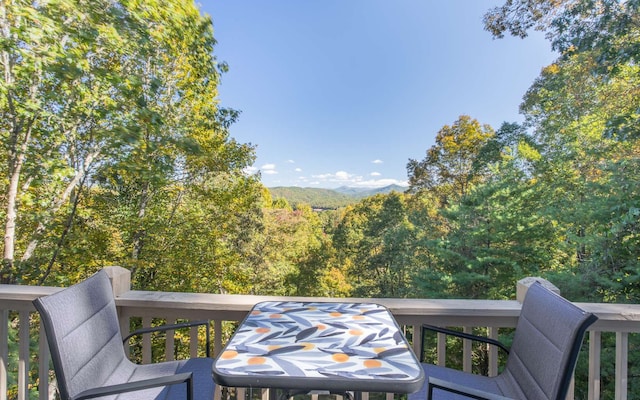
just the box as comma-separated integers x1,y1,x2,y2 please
408,363,512,400
94,358,215,400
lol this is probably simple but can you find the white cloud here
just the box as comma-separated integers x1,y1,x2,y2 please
261,164,278,175
243,166,258,175
335,171,351,180
287,160,295,164
306,171,409,189
312,171,357,181
352,178,409,188
295,168,302,172
372,159,384,164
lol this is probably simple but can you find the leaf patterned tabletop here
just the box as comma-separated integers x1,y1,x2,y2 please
212,301,425,394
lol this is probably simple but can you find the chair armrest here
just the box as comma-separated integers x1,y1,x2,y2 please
428,376,513,400
123,320,211,357
72,372,193,400
420,324,509,362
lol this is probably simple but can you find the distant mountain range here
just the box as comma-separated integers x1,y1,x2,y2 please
268,185,407,209
333,184,407,197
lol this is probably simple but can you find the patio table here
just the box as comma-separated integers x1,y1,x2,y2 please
212,301,425,400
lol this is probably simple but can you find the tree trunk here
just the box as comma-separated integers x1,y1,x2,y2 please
20,150,99,263
39,175,87,285
131,181,150,260
3,155,21,281
2,119,33,283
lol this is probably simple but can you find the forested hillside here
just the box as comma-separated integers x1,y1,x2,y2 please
268,187,357,209
268,185,406,209
1,1,639,397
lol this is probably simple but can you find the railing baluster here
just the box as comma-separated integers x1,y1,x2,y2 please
166,319,175,361
18,310,29,400
411,324,420,356
120,312,130,358
436,331,446,366
1,309,7,400
488,326,498,377
190,325,198,358
38,318,49,400
615,331,628,400
463,326,472,373
589,330,601,400
214,319,223,357
567,375,575,400
142,316,152,364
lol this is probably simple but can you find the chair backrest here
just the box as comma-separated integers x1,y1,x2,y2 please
503,282,598,400
33,270,131,400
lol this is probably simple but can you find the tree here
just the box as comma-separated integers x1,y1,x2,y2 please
485,3,640,395
1,0,161,282
333,192,419,298
485,0,640,140
407,115,494,206
516,13,639,274
1,0,259,289
484,0,638,53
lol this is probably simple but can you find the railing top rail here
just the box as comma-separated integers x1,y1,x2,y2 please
0,284,60,301
2,284,639,329
115,290,523,317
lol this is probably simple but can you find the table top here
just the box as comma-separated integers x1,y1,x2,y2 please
212,301,425,394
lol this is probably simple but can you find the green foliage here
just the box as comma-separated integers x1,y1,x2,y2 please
334,192,424,298
269,187,356,209
268,185,405,210
407,115,495,205
1,0,258,290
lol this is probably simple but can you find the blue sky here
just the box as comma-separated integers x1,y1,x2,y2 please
198,1,557,189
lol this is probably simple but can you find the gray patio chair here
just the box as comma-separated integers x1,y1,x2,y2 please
33,270,215,400
409,282,598,400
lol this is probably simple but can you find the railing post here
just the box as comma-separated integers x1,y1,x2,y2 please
516,277,560,303
103,266,131,346
103,266,131,297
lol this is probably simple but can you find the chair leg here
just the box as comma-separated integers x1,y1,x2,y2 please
187,375,194,400
428,382,435,400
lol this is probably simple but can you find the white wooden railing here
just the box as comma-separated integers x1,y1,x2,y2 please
1,266,639,400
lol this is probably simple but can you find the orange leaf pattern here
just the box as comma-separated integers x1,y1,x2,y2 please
213,302,423,393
